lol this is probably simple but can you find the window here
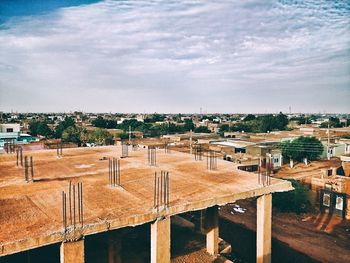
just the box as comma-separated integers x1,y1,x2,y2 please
6,128,14,132
335,196,343,210
323,193,331,207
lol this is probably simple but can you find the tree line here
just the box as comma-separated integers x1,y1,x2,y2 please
29,117,113,146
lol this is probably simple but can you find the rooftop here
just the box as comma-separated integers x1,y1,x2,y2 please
0,145,292,256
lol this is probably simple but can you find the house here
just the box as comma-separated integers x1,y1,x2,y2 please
0,123,20,133
312,167,350,220
0,123,35,151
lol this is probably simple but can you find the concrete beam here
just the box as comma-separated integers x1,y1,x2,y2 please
60,240,84,263
108,233,122,263
205,206,219,256
256,194,272,263
151,217,170,263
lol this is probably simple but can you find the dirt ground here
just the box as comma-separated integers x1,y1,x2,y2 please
220,199,350,263
274,159,342,183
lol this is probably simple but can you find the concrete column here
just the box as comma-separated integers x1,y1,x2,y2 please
256,194,272,263
60,240,84,263
108,233,122,263
205,206,219,256
151,217,171,263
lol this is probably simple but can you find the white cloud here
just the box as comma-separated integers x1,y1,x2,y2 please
0,0,349,113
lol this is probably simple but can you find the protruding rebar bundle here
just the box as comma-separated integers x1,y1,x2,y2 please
24,156,29,182
258,156,271,186
206,150,217,170
62,182,84,233
194,144,202,161
108,157,121,187
20,147,23,166
62,191,67,232
153,171,170,211
30,156,34,181
16,147,19,167
57,142,63,157
148,146,157,166
164,141,171,154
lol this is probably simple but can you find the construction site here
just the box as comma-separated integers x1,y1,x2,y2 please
0,144,293,263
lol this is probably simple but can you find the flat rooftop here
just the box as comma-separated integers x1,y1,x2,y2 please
0,145,292,256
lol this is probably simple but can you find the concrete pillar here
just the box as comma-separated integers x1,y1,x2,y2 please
108,233,122,263
151,217,171,263
60,240,84,263
205,206,219,256
256,194,272,263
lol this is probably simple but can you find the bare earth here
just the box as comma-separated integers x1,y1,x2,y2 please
220,199,350,263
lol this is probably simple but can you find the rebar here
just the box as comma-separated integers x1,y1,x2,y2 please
24,156,28,182
73,184,76,230
61,182,84,233
153,171,170,211
30,156,34,181
16,148,19,167
20,148,23,166
148,147,157,166
69,181,72,225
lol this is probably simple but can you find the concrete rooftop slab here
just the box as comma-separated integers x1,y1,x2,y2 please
0,145,292,256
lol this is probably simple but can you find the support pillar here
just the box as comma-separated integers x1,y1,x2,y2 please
205,206,219,256
60,240,84,263
151,217,170,263
108,233,122,263
256,194,272,263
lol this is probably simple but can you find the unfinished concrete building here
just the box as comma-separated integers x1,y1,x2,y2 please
0,145,292,263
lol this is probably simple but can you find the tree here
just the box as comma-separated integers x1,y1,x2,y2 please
279,136,323,162
29,120,52,137
194,126,211,133
91,116,117,129
273,180,311,214
62,126,85,146
183,120,195,131
320,117,342,128
219,124,231,132
243,114,256,122
90,128,114,145
54,117,75,138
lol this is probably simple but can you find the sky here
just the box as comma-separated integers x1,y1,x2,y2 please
0,0,349,113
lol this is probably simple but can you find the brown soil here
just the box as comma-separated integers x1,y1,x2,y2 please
220,199,350,263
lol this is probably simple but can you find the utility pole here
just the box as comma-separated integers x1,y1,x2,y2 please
128,126,131,144
327,123,330,160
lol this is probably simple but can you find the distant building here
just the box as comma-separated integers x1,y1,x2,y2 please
0,123,35,151
0,123,20,133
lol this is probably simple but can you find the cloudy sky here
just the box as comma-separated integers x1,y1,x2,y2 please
0,0,349,113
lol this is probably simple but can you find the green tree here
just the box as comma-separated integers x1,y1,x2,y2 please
219,124,231,132
29,120,52,138
62,126,85,146
279,136,323,162
273,180,311,214
90,128,114,145
243,114,256,122
55,117,75,138
320,117,343,128
194,126,211,133
183,120,195,131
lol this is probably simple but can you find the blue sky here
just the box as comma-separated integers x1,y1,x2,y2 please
0,0,349,113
